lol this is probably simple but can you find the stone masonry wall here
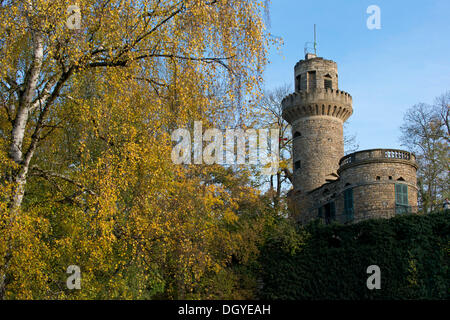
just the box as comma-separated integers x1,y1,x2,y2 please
292,116,343,193
294,157,418,224
339,161,418,222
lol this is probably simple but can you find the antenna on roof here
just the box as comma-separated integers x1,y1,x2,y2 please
314,24,317,54
304,24,318,57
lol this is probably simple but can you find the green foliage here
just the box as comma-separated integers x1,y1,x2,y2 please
260,212,449,300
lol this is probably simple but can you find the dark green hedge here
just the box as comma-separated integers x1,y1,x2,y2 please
259,212,449,299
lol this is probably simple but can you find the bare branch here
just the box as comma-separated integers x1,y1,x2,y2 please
30,165,96,196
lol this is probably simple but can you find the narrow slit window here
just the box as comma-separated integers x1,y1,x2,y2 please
294,160,301,170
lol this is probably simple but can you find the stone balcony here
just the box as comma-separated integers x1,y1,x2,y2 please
338,149,417,173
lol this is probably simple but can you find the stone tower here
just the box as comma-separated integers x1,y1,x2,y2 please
282,53,418,224
282,54,353,194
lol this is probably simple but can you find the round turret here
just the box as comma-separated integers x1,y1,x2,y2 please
338,149,418,220
282,55,353,193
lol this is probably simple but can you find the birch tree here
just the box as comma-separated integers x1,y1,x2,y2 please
0,0,271,299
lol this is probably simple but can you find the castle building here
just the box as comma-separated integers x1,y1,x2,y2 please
282,53,418,224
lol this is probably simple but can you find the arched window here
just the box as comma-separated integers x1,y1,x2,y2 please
293,131,301,138
397,177,405,181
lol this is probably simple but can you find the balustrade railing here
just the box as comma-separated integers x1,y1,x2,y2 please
339,149,415,167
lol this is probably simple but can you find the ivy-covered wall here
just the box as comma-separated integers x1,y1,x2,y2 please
260,212,449,299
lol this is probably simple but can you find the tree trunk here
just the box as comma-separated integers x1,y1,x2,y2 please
8,17,44,211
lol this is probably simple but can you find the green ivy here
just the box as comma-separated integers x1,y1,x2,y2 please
259,212,449,300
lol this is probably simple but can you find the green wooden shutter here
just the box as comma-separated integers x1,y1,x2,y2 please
395,184,401,204
344,188,354,220
396,184,408,205
395,184,409,213
403,184,408,205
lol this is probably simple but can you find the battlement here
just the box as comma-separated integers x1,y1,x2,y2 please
294,57,339,92
294,57,337,71
338,149,418,174
281,88,353,123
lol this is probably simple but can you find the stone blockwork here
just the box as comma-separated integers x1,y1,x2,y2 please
291,116,343,192
283,54,419,225
337,149,418,222
282,55,352,195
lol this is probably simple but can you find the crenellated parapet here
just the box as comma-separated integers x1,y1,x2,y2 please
281,88,353,123
294,57,337,73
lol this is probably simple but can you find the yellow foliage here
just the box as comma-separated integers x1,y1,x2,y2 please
0,0,277,299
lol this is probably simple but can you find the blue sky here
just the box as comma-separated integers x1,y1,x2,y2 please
264,0,450,150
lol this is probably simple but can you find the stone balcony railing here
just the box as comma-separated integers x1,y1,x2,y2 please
338,148,417,171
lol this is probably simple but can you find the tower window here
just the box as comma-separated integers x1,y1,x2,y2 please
395,184,409,214
294,160,301,170
376,176,381,180
307,71,316,90
324,74,332,90
296,75,302,91
293,131,301,138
